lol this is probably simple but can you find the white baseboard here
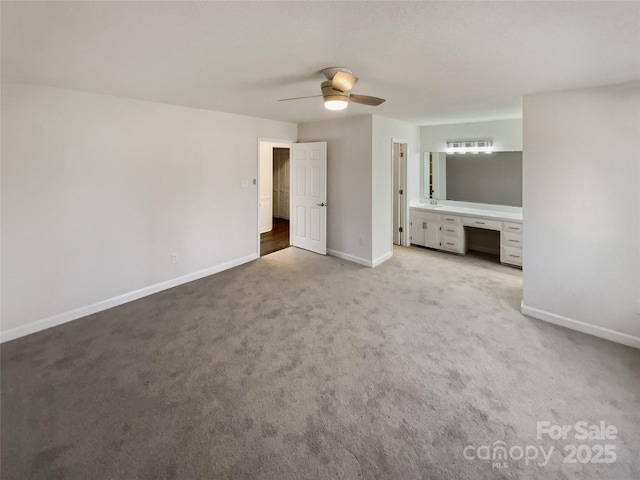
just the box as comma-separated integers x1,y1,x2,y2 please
0,253,259,343
372,251,393,267
327,249,372,267
521,303,640,349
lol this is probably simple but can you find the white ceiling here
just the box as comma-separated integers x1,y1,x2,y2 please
2,1,639,126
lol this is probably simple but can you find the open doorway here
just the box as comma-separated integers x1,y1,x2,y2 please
261,147,290,256
258,140,292,257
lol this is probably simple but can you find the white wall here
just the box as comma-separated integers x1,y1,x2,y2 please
371,116,420,262
298,115,373,265
522,82,640,348
421,118,523,153
1,84,297,340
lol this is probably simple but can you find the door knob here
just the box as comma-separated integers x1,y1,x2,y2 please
317,202,327,207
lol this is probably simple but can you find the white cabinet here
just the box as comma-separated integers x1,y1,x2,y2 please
438,215,466,254
502,231,523,248
410,209,465,254
425,221,441,249
410,215,426,246
440,223,463,238
501,221,523,267
502,245,523,266
440,235,464,253
462,217,501,230
410,209,440,248
502,221,523,234
441,214,461,225
411,207,521,267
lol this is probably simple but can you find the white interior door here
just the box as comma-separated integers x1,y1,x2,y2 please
290,142,327,255
393,142,407,245
399,144,407,245
281,152,290,219
393,143,401,245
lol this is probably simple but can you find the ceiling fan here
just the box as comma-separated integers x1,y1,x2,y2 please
278,67,386,111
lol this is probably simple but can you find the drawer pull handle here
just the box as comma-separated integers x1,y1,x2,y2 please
510,240,520,243
446,242,455,246
509,254,520,258
476,221,485,225
509,227,519,230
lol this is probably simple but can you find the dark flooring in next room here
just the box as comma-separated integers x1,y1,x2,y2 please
1,246,639,479
260,217,289,256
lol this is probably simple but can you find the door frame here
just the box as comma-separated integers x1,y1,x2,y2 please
391,138,410,250
257,138,293,256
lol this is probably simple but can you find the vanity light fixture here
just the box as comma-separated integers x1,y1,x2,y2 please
477,140,493,154
446,140,493,154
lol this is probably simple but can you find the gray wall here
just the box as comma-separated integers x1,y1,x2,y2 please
445,151,522,206
298,115,373,262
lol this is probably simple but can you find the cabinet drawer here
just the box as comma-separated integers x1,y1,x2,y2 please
502,231,523,247
440,235,464,253
502,245,523,266
410,209,440,222
441,214,461,224
440,224,463,238
462,217,501,230
503,222,523,234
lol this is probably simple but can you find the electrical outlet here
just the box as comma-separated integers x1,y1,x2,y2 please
171,254,178,263
359,236,366,246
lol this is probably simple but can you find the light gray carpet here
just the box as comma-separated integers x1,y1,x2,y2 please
2,246,639,479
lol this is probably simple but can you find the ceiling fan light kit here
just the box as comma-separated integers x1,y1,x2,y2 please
278,67,386,111
321,79,349,110
324,97,349,111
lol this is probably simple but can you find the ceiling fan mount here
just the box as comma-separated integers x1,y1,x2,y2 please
278,67,385,110
320,67,353,82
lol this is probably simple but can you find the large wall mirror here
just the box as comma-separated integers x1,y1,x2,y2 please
424,151,523,207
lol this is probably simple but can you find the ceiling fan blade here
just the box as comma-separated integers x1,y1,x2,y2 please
332,72,358,92
349,94,386,106
277,95,322,102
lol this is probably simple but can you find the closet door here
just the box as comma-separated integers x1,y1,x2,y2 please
272,152,280,219
280,151,290,220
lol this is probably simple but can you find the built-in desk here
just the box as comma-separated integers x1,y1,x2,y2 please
410,202,523,267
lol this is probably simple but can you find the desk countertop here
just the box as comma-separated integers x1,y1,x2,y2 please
410,203,523,222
